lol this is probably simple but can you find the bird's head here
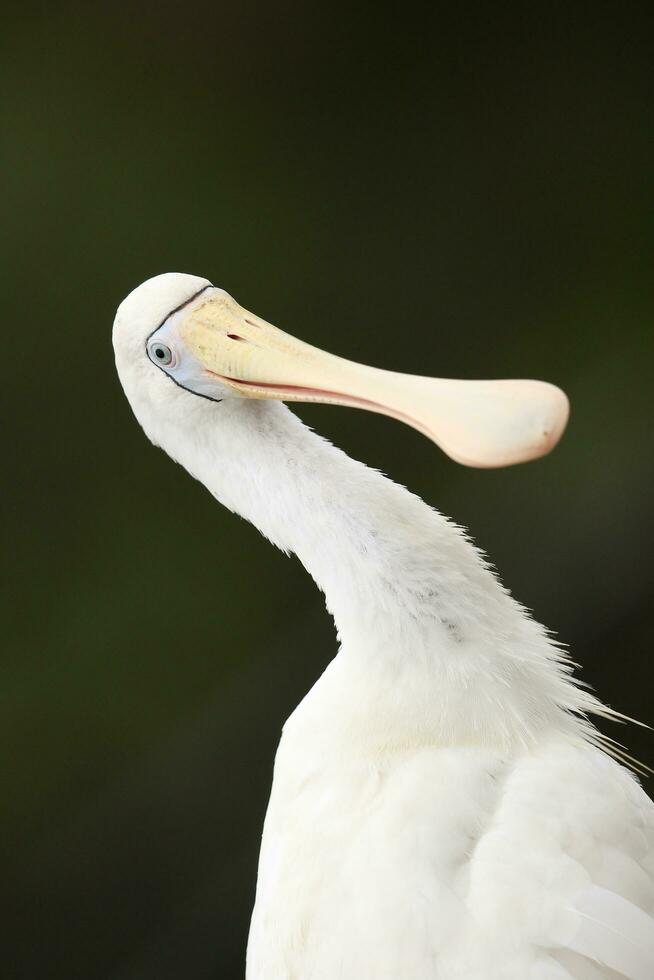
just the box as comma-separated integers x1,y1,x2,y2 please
114,272,569,467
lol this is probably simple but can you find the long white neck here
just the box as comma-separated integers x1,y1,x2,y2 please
146,397,608,752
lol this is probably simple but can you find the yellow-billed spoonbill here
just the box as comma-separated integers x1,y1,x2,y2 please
113,273,653,980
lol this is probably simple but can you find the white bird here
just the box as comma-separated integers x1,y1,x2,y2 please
113,273,653,980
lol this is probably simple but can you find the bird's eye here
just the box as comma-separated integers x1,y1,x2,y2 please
148,342,175,367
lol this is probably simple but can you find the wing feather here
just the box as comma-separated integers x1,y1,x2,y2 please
566,885,654,980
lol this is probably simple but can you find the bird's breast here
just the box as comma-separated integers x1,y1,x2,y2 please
246,728,654,980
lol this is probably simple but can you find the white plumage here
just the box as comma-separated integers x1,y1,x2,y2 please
113,273,654,979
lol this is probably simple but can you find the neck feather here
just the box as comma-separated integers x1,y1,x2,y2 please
149,397,611,751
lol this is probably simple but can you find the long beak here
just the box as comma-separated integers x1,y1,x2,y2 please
178,290,569,468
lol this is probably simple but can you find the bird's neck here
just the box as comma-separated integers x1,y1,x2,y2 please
173,399,497,649
159,398,601,750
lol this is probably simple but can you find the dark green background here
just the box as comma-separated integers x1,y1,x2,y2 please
3,3,653,977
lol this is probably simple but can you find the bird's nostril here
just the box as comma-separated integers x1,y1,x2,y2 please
227,333,245,342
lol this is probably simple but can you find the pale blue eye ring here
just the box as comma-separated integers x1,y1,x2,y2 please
148,341,175,367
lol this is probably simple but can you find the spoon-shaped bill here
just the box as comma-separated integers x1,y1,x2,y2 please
178,290,569,468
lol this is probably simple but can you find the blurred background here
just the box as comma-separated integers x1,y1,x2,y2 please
3,2,653,977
